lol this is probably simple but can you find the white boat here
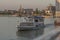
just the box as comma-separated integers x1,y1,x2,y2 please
16,16,45,31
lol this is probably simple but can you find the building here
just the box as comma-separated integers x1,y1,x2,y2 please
8,10,17,15
56,0,60,11
23,9,33,15
0,11,4,14
45,4,56,16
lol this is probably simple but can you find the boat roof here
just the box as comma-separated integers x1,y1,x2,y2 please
20,16,44,18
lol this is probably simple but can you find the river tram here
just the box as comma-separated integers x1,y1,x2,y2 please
16,16,45,31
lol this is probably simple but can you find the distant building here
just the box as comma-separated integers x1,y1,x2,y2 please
48,4,56,13
8,10,17,14
0,11,3,13
45,4,56,16
23,9,33,15
45,8,52,16
0,9,8,15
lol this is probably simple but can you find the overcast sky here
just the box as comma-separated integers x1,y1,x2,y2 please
0,0,55,11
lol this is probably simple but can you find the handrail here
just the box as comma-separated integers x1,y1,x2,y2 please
34,27,60,40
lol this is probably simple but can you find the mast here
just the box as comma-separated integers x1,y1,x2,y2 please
18,4,23,17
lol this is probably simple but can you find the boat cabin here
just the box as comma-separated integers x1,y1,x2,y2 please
17,16,44,30
33,16,44,23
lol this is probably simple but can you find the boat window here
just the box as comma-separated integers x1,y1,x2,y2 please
35,20,38,22
20,23,33,26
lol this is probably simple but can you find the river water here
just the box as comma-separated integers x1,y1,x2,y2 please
0,17,55,40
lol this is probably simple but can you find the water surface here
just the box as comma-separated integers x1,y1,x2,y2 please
0,17,55,40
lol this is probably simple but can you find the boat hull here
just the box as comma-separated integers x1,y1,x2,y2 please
16,24,45,31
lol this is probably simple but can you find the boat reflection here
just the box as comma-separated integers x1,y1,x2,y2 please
16,27,45,39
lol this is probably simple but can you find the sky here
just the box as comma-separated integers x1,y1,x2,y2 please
0,0,55,11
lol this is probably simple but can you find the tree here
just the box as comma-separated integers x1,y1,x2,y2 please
35,8,39,14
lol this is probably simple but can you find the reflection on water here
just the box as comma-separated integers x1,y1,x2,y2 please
16,28,44,39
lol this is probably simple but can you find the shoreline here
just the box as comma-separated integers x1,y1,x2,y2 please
0,15,53,18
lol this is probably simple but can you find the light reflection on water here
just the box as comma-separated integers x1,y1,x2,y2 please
0,17,56,40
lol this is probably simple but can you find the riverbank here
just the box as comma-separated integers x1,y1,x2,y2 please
43,16,53,18
0,15,53,18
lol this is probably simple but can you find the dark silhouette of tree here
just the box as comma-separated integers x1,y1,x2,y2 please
35,8,39,14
